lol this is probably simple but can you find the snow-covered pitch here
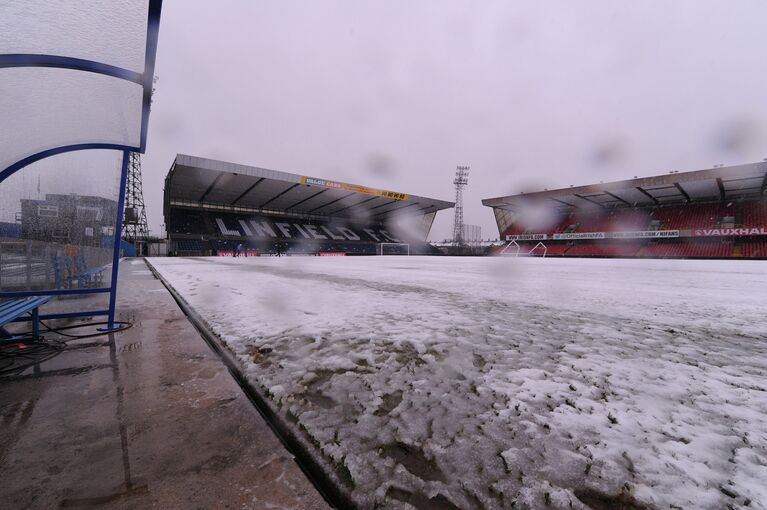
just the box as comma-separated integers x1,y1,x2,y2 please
148,256,767,510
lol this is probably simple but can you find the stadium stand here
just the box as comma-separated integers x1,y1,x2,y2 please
542,243,571,256
740,239,767,258
496,202,746,238
648,203,735,230
565,242,642,257
638,241,733,258
164,155,453,256
582,209,649,232
169,209,442,256
742,200,767,227
483,162,767,259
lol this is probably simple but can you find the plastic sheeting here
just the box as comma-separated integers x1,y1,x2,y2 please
0,0,149,72
0,68,142,172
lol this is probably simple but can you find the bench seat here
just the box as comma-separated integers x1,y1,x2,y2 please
0,296,52,341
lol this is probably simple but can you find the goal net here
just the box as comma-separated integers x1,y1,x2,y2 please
378,242,410,255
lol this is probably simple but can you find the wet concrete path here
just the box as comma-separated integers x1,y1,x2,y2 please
0,259,330,509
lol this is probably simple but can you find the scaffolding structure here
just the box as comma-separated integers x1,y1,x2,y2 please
122,152,149,251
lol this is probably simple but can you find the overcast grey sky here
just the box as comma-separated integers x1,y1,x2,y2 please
142,0,767,240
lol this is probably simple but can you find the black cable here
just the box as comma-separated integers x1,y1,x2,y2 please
0,337,65,377
37,319,133,339
0,319,133,377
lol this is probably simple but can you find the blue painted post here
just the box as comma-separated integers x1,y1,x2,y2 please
32,306,40,337
101,150,130,331
140,0,164,152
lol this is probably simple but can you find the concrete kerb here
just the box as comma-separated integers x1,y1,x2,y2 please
143,258,354,510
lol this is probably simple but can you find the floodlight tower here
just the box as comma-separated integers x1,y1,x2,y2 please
452,165,470,244
122,151,149,251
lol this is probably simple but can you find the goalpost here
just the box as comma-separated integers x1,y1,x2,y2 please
528,241,548,258
378,242,410,256
499,240,521,256
498,240,547,257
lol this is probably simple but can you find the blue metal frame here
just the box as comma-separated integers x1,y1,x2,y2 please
141,0,163,152
0,1,163,325
15,310,110,321
0,143,136,185
1,288,111,298
0,54,143,84
99,150,131,331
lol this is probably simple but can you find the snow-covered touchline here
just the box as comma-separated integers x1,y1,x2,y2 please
149,256,767,510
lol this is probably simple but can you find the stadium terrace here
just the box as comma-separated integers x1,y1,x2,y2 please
164,154,453,256
483,161,767,258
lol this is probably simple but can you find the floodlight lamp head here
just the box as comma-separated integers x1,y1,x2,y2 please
453,165,470,186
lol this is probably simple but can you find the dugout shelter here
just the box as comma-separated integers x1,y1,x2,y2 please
0,0,163,329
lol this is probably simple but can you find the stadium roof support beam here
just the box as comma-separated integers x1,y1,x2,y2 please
549,197,577,207
307,191,357,213
259,183,301,208
231,177,265,205
367,199,399,211
573,193,607,209
382,204,433,220
372,202,421,218
285,188,328,210
716,178,727,201
602,190,632,206
635,186,660,205
674,182,691,203
328,195,380,215
199,173,224,203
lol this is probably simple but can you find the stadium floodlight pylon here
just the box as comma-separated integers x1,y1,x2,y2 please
452,165,470,244
122,151,149,248
378,242,410,255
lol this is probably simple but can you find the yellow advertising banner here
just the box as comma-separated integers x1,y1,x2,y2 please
300,176,408,201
